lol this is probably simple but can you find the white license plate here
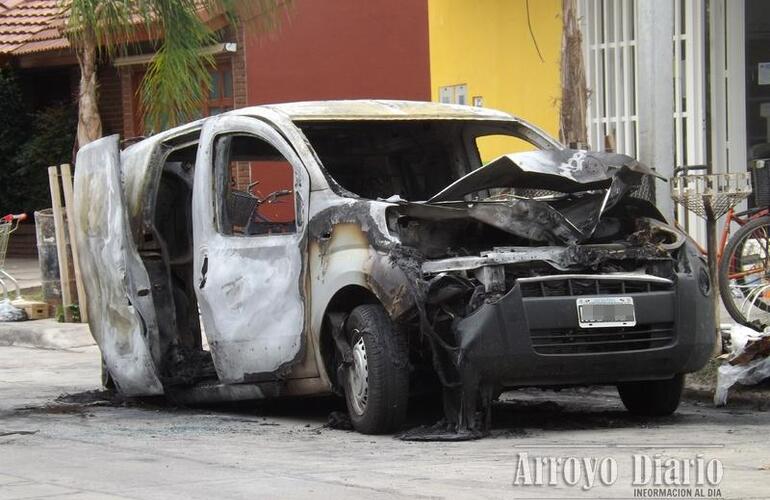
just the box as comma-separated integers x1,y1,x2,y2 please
576,297,636,328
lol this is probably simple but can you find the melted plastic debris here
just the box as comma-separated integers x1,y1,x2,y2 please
397,420,486,442
326,411,353,430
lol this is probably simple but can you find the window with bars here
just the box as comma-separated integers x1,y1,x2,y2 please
580,0,709,241
580,0,639,157
673,0,707,171
580,0,706,164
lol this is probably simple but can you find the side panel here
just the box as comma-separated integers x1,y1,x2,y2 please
73,135,163,396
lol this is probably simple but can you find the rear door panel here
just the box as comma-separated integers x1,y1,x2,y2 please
73,135,163,396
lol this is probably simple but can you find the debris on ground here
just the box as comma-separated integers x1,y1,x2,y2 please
15,390,135,416
715,324,770,405
397,420,486,442
0,299,26,322
55,389,126,406
0,430,38,437
326,411,353,430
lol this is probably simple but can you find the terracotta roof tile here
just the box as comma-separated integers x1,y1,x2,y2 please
1,0,226,57
0,0,68,55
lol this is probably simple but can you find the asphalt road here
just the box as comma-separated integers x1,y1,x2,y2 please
1,344,768,499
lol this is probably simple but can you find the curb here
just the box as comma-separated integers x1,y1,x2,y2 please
684,384,770,409
0,318,95,350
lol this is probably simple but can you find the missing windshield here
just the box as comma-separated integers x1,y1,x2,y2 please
298,120,549,201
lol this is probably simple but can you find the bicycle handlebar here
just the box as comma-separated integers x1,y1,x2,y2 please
1,213,27,223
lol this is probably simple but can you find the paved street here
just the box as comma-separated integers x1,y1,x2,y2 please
0,344,768,499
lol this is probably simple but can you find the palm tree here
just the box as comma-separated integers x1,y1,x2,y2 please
62,0,289,146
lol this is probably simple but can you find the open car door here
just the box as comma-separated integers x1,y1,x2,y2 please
72,135,164,396
192,115,309,384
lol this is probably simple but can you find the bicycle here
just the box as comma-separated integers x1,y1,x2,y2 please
0,213,28,301
673,165,770,326
227,180,295,235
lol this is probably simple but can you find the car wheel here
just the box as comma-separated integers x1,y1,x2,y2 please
617,374,684,416
343,304,409,434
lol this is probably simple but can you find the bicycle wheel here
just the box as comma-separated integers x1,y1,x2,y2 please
719,216,770,325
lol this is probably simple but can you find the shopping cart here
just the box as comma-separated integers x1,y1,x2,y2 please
0,213,27,301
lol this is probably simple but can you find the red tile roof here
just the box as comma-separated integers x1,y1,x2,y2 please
0,0,68,56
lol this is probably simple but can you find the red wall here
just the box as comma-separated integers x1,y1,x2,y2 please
244,0,431,104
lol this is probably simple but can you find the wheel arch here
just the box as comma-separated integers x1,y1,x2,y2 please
318,284,381,390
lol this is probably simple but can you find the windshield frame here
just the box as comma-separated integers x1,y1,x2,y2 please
294,117,565,201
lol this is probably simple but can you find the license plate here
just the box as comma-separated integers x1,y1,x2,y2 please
576,297,636,328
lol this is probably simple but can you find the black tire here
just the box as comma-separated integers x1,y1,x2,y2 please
342,304,409,434
719,216,770,325
617,374,684,416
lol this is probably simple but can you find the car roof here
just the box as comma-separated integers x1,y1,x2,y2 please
125,100,524,153
236,99,520,122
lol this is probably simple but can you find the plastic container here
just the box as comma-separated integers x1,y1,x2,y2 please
34,209,76,312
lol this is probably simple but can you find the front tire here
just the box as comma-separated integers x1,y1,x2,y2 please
343,304,409,434
617,374,684,416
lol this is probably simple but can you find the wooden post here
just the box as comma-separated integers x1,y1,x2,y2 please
60,164,88,323
559,0,588,147
48,166,73,322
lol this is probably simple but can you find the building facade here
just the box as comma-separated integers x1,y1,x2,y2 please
0,0,564,142
579,0,770,242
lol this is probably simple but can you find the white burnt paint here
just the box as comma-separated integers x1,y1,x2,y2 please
191,115,310,383
72,136,164,396
76,100,648,398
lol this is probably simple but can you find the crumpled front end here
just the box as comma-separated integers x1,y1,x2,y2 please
381,150,715,438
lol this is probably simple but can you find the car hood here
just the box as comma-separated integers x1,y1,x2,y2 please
428,149,663,203
391,149,666,246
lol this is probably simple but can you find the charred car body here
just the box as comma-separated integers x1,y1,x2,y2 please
73,100,715,437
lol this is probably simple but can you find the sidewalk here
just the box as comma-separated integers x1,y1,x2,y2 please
0,318,94,349
2,257,42,293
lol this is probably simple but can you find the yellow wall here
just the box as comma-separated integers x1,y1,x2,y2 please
428,0,562,162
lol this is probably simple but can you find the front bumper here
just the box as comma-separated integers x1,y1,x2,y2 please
452,272,715,387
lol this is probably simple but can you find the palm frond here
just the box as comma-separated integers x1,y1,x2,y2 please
63,0,292,130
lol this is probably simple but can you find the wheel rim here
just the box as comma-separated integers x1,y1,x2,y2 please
347,333,369,416
726,222,770,323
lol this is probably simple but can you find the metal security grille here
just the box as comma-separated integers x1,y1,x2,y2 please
579,0,638,157
673,0,708,241
673,0,707,171
580,0,711,243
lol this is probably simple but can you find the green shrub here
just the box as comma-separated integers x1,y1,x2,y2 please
0,67,76,215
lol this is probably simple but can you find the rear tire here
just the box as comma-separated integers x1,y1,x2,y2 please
617,374,684,416
343,304,409,434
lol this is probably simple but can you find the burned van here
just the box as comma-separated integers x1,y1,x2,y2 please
73,100,714,437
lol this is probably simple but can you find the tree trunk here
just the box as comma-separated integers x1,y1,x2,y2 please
559,0,589,149
75,30,102,148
